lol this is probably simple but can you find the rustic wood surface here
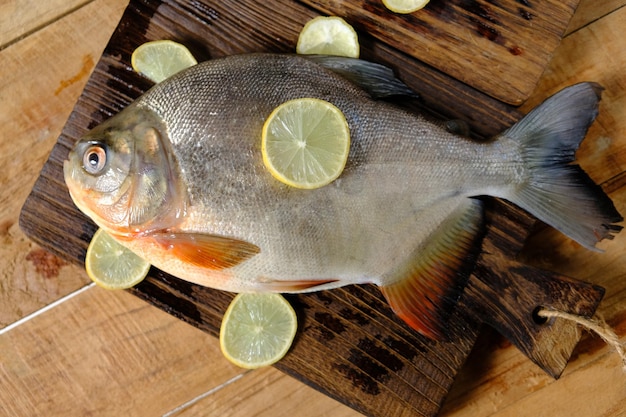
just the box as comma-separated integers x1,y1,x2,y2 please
299,0,579,105
14,0,609,415
2,0,625,416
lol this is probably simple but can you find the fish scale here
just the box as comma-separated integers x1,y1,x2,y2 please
64,53,622,338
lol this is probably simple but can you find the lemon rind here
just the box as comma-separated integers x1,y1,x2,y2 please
296,16,360,58
261,98,350,190
85,228,150,290
219,293,298,369
131,40,198,83
382,0,430,14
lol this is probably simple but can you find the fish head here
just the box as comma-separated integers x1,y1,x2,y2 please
64,105,187,237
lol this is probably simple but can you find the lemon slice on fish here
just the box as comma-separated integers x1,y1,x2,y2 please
220,293,298,369
382,0,430,14
261,98,351,189
296,16,360,58
131,40,198,83
85,228,150,290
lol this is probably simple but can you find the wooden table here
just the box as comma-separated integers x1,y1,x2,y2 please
1,1,625,416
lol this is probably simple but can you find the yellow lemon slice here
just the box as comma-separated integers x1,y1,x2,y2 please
262,98,351,189
296,16,360,58
85,228,150,290
220,293,298,369
382,0,430,14
131,40,198,83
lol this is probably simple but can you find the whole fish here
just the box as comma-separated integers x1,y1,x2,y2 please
64,53,622,338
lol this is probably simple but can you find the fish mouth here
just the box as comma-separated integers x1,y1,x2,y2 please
63,156,162,238
63,154,82,208
63,156,97,221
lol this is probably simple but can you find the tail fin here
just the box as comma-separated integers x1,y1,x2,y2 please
503,82,623,250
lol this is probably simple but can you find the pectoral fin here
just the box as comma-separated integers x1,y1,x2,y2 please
380,199,484,339
152,232,260,270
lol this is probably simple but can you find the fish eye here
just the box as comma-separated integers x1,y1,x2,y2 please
82,144,108,175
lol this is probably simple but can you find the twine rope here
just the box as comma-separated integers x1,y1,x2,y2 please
537,308,626,371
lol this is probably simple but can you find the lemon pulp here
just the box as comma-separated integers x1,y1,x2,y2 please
382,0,430,14
220,293,298,369
131,40,198,83
296,16,360,58
261,98,351,189
85,228,150,290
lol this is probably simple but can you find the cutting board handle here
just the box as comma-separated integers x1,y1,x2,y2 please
464,256,604,378
458,199,605,378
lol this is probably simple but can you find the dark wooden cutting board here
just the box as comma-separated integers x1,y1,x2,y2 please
300,0,579,105
20,1,603,416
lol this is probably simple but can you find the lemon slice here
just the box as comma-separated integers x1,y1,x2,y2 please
220,293,298,369
382,0,430,14
262,98,350,189
131,40,198,83
85,228,150,290
296,16,360,58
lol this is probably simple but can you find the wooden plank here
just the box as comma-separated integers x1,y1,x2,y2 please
0,0,129,328
0,0,89,48
565,0,626,34
440,7,626,415
450,173,626,414
0,284,360,416
300,0,580,104
440,185,626,417
520,6,626,184
480,355,626,417
17,1,613,416
3,2,624,417
172,367,363,417
0,287,246,416
128,270,480,417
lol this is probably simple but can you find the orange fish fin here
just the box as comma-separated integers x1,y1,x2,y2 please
380,199,484,340
152,232,260,270
257,278,340,292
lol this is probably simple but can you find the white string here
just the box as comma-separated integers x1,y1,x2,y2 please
0,283,95,335
162,372,249,416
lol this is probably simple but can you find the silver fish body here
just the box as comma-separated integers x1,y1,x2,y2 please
64,53,622,338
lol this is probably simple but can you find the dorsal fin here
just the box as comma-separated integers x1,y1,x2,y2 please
305,55,418,99
380,199,484,339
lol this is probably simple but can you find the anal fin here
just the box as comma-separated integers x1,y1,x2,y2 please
380,199,484,339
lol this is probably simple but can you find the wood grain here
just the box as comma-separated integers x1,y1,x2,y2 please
440,5,626,415
0,0,89,47
16,0,618,416
565,0,626,33
300,0,580,105
170,366,362,417
0,287,246,416
458,201,605,379
520,5,626,183
4,0,626,416
0,0,129,327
